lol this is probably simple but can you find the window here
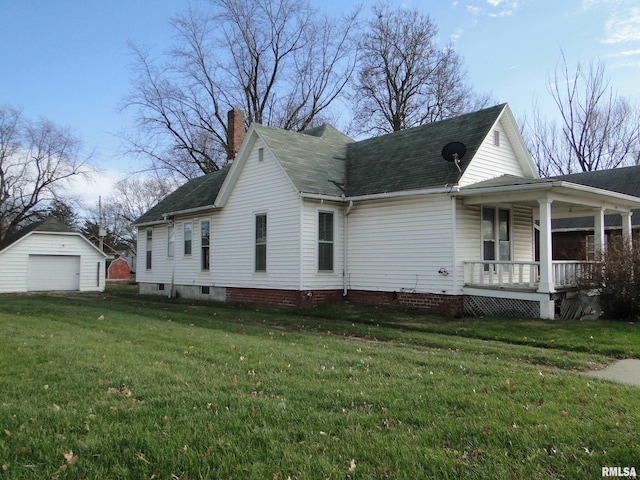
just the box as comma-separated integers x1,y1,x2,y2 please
318,211,334,271
255,214,267,272
184,222,192,256
586,235,595,261
167,224,175,257
145,229,153,269
258,147,264,162
482,207,510,269
493,130,500,147
201,286,210,295
201,220,210,271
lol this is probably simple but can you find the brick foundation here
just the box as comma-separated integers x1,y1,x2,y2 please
147,283,464,316
226,288,343,307
346,290,464,316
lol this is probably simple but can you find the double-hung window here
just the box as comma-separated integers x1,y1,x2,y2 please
318,211,334,271
145,229,153,270
167,224,175,257
482,207,511,269
255,214,267,272
184,222,192,256
201,220,210,271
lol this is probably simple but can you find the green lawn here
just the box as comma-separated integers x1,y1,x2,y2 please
1,285,639,479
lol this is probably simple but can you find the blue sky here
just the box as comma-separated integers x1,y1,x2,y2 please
1,0,639,202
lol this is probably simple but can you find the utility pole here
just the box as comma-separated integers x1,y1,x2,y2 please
98,196,106,252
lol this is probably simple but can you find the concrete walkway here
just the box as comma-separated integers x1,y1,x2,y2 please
585,359,640,387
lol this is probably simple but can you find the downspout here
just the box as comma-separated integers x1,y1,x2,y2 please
343,200,354,296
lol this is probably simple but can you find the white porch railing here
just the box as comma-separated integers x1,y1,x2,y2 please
552,261,600,289
464,261,598,290
464,261,539,289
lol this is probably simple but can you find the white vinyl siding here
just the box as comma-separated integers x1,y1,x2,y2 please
459,119,526,187
212,138,301,289
176,216,213,286
136,225,170,285
347,195,456,295
512,205,534,262
0,232,106,293
455,201,534,290
301,202,344,290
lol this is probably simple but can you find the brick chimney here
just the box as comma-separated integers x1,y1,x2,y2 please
226,109,245,162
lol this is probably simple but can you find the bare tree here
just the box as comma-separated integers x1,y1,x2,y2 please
350,4,487,136
528,52,640,176
122,0,359,180
89,175,180,254
0,106,92,242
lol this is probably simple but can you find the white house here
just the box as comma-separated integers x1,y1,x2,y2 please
0,218,108,293
133,105,640,319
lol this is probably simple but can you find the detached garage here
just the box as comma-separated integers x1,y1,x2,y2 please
0,218,108,293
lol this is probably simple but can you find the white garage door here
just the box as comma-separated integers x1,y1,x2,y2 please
27,255,81,291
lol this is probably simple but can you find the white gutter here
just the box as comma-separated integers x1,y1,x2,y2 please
454,180,640,207
301,185,461,203
165,204,218,217
131,219,168,228
343,200,354,296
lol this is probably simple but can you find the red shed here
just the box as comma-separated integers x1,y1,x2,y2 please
107,257,131,280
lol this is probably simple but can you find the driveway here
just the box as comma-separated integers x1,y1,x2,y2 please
585,359,640,387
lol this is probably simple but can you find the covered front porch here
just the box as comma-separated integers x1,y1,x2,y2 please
463,259,597,291
454,176,640,319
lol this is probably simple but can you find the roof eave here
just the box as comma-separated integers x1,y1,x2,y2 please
454,179,640,209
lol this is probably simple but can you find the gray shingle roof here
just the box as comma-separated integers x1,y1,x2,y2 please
550,165,640,230
255,123,352,196
551,165,640,196
132,165,231,226
346,104,506,196
0,218,75,252
133,104,508,225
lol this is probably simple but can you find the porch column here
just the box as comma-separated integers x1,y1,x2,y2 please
621,211,633,250
538,199,555,319
537,199,555,294
594,208,606,255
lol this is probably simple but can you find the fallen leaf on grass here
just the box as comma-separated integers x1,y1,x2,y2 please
98,315,104,321
63,451,77,465
135,452,150,464
107,385,132,397
349,459,356,472
52,404,61,411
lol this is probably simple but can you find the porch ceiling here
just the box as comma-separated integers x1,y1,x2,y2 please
453,175,640,217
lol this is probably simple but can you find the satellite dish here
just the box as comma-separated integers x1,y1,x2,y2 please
441,142,467,162
441,141,466,173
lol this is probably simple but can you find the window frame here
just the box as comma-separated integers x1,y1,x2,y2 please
255,213,267,272
318,210,334,272
183,222,193,256
167,224,175,258
481,206,512,269
201,220,210,271
145,228,153,270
